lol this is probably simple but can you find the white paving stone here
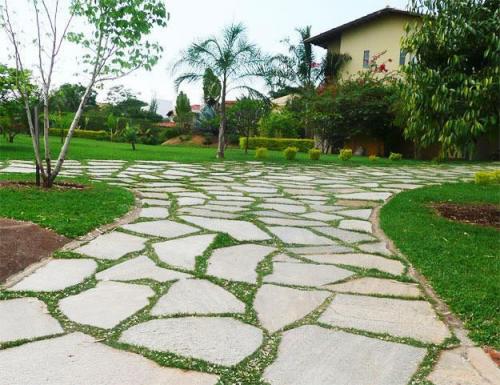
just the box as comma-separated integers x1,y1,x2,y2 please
207,244,276,283
120,317,263,366
177,197,206,206
8,259,97,292
327,277,421,297
254,285,330,332
59,281,154,329
303,253,405,275
153,234,217,270
0,298,63,343
259,203,307,214
0,332,218,385
319,294,451,343
263,325,426,385
95,256,190,282
315,226,375,243
335,192,392,201
139,207,169,219
122,220,198,238
338,219,373,233
358,241,393,256
151,279,245,316
264,262,354,287
75,232,147,260
337,208,373,220
288,244,354,254
180,216,271,241
258,217,326,227
267,226,335,245
301,212,343,221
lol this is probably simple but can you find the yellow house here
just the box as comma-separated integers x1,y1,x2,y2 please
306,7,421,78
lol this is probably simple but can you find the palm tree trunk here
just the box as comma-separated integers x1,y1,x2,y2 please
217,76,227,159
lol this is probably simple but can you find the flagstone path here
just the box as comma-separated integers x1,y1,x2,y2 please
1,159,499,385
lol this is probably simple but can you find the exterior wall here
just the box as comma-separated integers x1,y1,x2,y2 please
329,14,420,78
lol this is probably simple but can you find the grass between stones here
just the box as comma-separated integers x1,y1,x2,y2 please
0,173,134,238
380,182,500,349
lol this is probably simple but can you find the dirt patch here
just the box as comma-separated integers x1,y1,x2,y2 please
0,218,69,283
162,135,216,146
432,203,500,229
0,181,86,190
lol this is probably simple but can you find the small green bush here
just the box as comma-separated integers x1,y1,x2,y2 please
475,171,500,185
255,147,268,160
389,152,403,161
369,155,379,162
240,137,314,153
283,146,298,160
339,148,353,161
49,128,109,140
309,148,321,160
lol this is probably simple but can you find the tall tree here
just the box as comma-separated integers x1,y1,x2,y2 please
174,91,193,132
50,83,96,112
202,68,221,108
173,23,268,158
401,0,499,159
1,0,168,187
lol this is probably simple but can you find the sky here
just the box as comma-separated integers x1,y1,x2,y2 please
1,0,408,110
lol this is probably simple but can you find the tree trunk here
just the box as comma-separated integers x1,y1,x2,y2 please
245,129,250,154
43,91,52,187
217,75,227,159
132,141,136,151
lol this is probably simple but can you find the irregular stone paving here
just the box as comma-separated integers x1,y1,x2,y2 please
1,159,498,384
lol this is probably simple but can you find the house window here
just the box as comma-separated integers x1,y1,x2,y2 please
399,49,407,66
363,50,370,68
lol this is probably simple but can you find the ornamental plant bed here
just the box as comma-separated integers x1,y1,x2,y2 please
0,218,69,283
432,203,500,229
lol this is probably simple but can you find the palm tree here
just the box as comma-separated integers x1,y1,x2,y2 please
173,23,268,158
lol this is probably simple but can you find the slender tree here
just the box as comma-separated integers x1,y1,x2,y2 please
1,0,168,186
173,23,268,158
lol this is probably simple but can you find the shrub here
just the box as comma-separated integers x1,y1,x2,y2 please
475,171,500,185
258,110,301,138
283,146,298,160
309,148,321,160
339,148,353,161
49,128,108,140
240,137,314,152
389,152,403,161
369,155,379,162
255,147,268,160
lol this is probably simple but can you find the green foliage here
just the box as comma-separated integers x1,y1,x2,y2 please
475,171,500,185
227,98,269,148
161,127,183,141
123,124,139,150
174,91,193,132
308,148,321,160
240,137,314,152
203,68,221,107
339,148,353,161
255,147,268,160
369,155,379,162
402,0,500,158
50,83,96,112
258,110,301,138
283,146,298,160
48,128,109,140
389,152,403,161
194,105,219,136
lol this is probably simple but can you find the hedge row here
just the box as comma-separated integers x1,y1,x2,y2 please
240,137,314,152
49,128,109,140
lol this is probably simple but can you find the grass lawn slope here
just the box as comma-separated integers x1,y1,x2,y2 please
380,183,500,348
0,174,135,238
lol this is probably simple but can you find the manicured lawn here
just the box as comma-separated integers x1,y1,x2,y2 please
0,134,430,166
0,174,134,238
380,183,500,348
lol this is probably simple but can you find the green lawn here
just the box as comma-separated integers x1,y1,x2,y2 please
0,174,134,238
0,134,430,166
380,183,500,348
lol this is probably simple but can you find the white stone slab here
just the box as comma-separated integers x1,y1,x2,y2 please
122,220,198,238
59,281,154,329
96,256,190,282
75,232,147,260
8,259,97,292
303,253,405,275
335,192,392,201
258,203,307,214
180,216,271,241
258,217,326,227
178,207,238,219
358,241,393,256
301,212,343,221
319,294,451,343
263,325,426,385
177,197,206,206
264,262,354,287
338,219,373,233
336,209,372,220
153,234,217,270
142,198,171,207
120,317,263,366
0,332,218,385
327,277,421,297
254,285,330,332
207,244,276,283
151,279,245,316
0,298,63,343
288,245,354,254
315,227,375,243
267,226,335,245
139,207,169,219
